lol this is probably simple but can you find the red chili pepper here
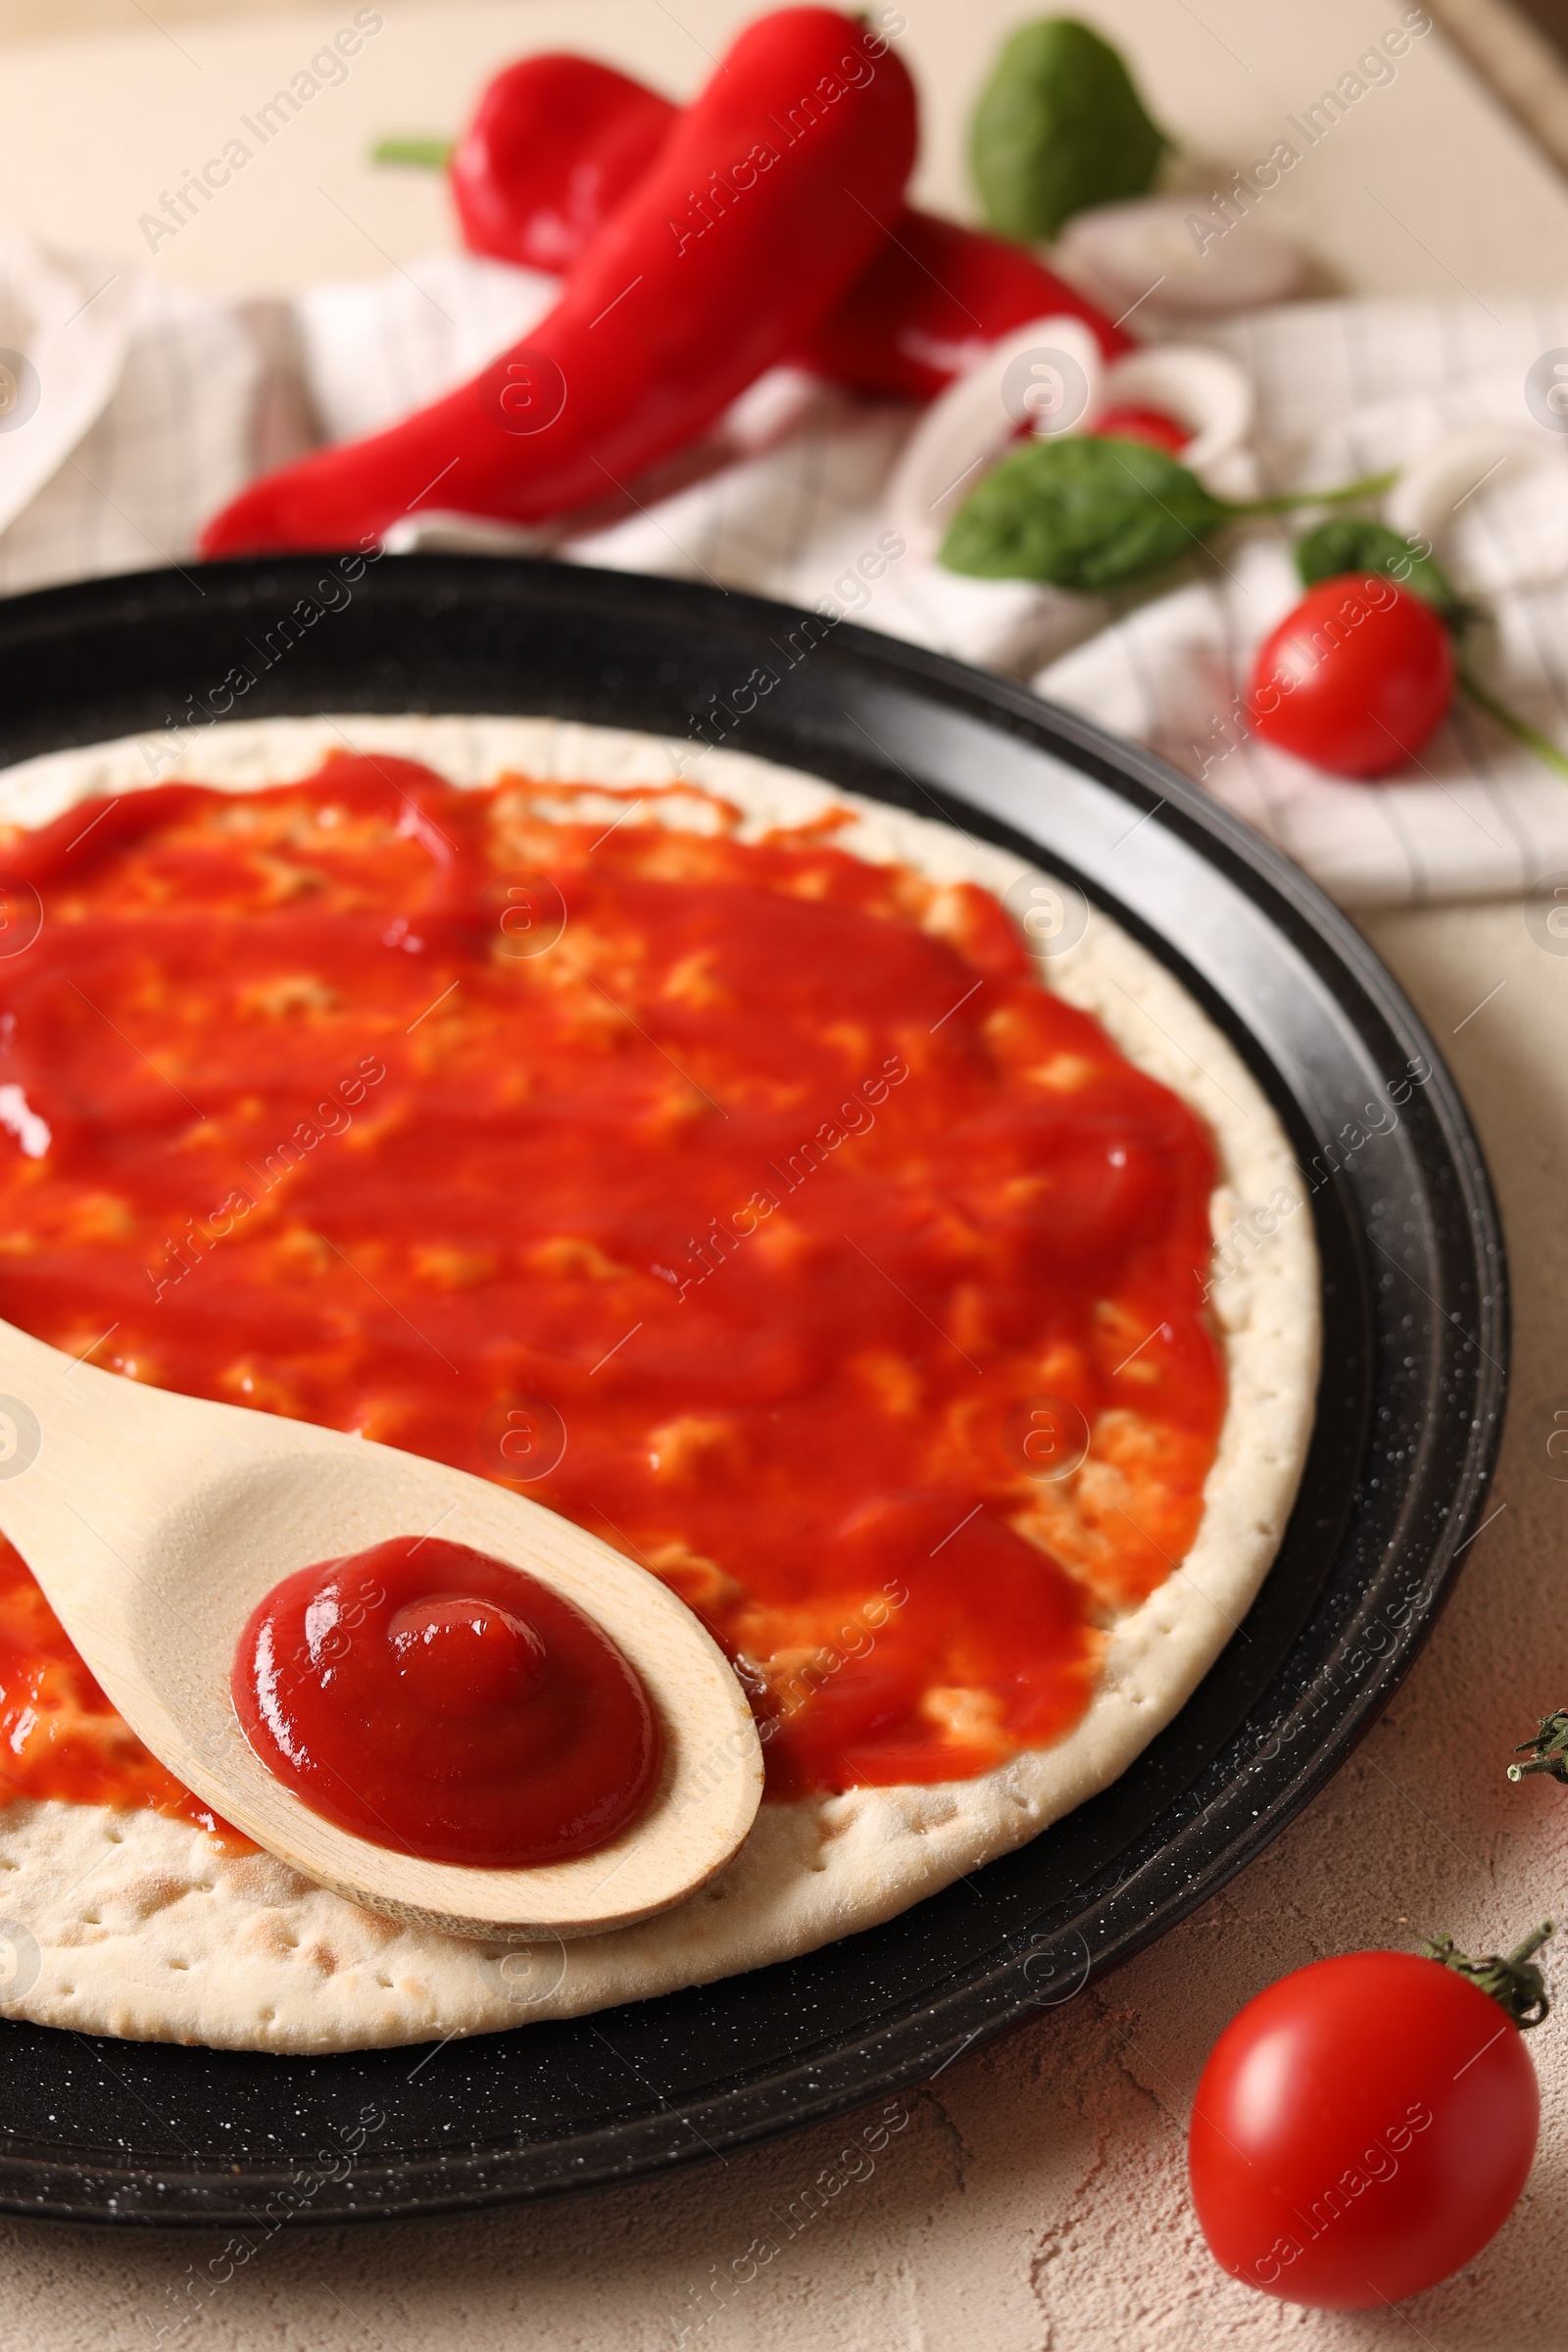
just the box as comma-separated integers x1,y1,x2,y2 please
805,208,1130,397
202,9,918,557
440,49,1130,398
449,55,675,274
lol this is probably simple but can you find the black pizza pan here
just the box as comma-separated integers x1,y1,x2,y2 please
0,558,1505,2225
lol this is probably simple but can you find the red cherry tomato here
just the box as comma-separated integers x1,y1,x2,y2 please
1247,572,1454,778
1092,403,1189,453
1189,1951,1539,2309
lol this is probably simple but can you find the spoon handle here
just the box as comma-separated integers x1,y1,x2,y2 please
0,1313,128,1518
0,1316,312,1613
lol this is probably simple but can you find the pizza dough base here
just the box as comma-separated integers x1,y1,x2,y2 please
0,714,1318,2051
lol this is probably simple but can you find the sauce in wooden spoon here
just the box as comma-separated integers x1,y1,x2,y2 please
233,1535,662,1866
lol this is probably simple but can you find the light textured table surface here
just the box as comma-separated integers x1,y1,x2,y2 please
3,6,1568,2348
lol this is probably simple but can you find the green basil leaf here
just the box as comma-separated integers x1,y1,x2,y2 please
1295,516,1462,622
969,18,1168,243
941,436,1227,591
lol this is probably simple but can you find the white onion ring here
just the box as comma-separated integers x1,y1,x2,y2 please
1098,345,1254,487
1384,425,1568,593
885,315,1103,563
1055,194,1304,321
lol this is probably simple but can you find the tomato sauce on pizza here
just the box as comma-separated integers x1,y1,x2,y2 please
0,757,1223,1829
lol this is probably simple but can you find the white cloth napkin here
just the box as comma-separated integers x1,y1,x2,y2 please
4,228,1568,909
0,235,260,599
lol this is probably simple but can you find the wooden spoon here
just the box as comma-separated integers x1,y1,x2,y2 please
0,1317,762,1940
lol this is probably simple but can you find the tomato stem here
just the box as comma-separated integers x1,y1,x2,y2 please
370,137,454,170
1508,1706,1568,1784
1458,666,1568,786
1422,1921,1554,2028
1227,469,1398,519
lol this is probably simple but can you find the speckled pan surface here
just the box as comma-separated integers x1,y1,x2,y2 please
0,559,1505,2225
